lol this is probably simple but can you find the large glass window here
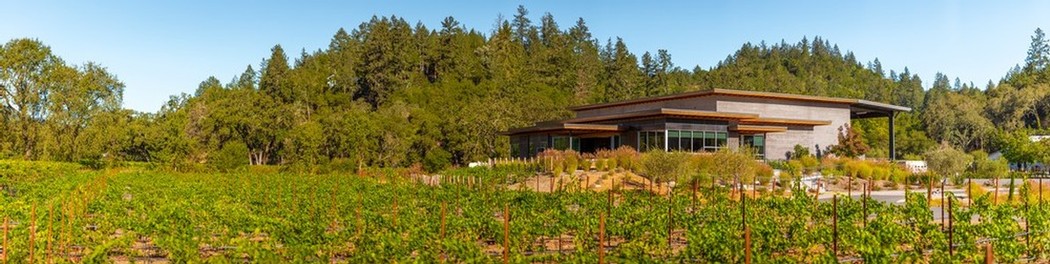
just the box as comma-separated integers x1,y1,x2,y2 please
742,134,766,159
668,130,681,151
691,131,704,151
638,131,665,152
551,136,580,151
665,129,728,152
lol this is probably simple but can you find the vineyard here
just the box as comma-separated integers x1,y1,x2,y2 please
0,161,1048,263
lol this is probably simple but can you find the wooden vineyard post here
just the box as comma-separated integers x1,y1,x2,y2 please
1040,177,1044,204
848,176,852,197
985,243,993,264
968,176,973,207
667,193,673,248
392,195,398,229
832,195,838,257
948,194,954,257
46,205,53,264
1025,192,1031,258
994,177,999,205
751,180,757,198
862,184,868,227
3,217,7,264
29,203,35,264
691,180,698,211
941,179,946,230
356,199,363,238
744,227,752,264
770,177,776,196
503,204,510,264
440,202,447,263
740,187,747,231
741,188,750,264
599,212,606,264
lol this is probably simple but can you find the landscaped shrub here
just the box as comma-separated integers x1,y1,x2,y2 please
580,154,594,171
423,148,452,173
612,146,640,171
799,155,820,174
552,158,565,177
564,151,580,175
967,181,988,200
639,151,690,184
756,163,774,185
210,141,250,172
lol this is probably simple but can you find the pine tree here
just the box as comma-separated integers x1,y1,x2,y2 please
260,45,291,102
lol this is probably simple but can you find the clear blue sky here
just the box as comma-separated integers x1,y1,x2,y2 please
2,1,1048,112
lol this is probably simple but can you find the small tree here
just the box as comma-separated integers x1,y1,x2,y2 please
924,143,972,201
829,124,870,158
640,151,690,186
790,144,811,159
999,130,1040,172
712,148,758,193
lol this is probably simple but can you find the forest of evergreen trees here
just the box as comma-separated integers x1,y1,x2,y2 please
2,6,1050,172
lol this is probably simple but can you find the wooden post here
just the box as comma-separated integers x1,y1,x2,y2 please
862,183,868,227
691,180,698,211
744,227,752,264
771,176,776,196
46,205,53,264
503,204,510,264
392,195,398,229
984,243,993,264
848,176,852,197
832,195,838,257
968,176,973,207
741,184,747,231
1025,192,1031,258
948,194,954,257
3,217,7,264
667,193,673,248
1040,177,1044,204
440,202,447,263
356,199,363,237
994,177,1000,205
599,212,606,264
29,203,36,264
940,179,946,230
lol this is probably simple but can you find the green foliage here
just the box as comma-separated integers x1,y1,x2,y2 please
789,144,811,159
711,147,758,184
925,143,973,178
7,11,1050,175
639,151,690,183
423,148,452,173
971,150,1009,179
829,124,870,158
210,141,249,172
3,161,1047,262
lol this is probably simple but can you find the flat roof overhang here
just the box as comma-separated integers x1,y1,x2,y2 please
567,88,913,118
738,117,833,126
568,88,860,111
562,108,759,124
500,123,622,136
730,125,789,133
851,100,912,119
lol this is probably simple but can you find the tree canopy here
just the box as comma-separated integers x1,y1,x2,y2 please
3,8,1049,171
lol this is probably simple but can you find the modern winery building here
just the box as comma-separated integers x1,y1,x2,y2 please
502,88,911,160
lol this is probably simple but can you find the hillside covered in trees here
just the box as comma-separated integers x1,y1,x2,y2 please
2,6,1050,171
